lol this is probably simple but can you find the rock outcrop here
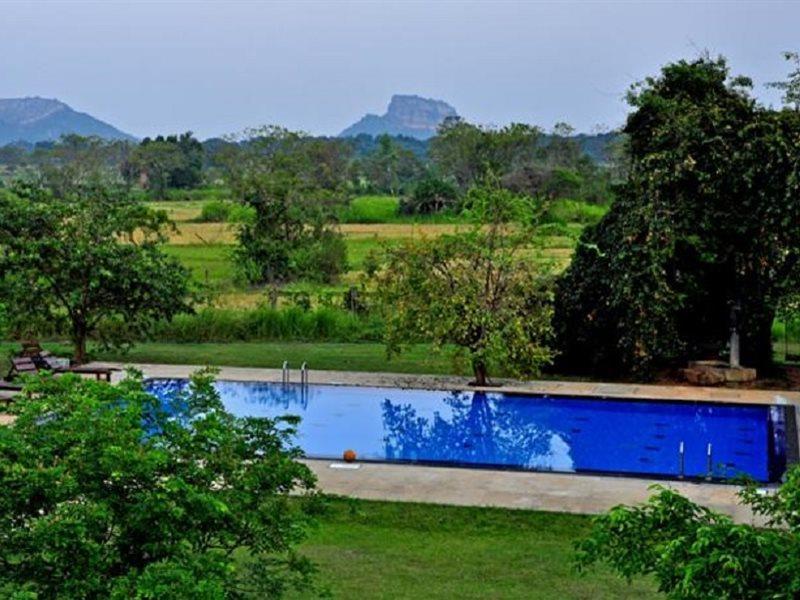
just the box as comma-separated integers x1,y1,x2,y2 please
340,94,458,140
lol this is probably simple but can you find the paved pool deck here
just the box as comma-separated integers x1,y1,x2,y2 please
302,459,766,524
4,361,799,524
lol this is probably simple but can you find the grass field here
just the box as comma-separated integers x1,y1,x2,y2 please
341,195,400,223
0,341,470,376
288,498,656,599
149,193,586,308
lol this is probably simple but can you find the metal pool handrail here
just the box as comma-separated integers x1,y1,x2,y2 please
282,361,289,385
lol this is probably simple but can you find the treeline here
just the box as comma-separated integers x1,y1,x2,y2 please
0,119,621,204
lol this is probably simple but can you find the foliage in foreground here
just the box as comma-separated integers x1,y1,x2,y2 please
0,371,320,598
377,181,554,385
576,466,800,599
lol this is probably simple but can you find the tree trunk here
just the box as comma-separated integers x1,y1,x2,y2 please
472,360,488,387
72,322,88,365
740,307,776,373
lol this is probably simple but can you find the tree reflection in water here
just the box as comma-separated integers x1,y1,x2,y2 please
381,391,575,471
215,381,309,411
147,379,309,413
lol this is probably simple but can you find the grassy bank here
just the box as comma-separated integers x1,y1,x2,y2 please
0,342,469,376
96,342,468,374
289,497,656,599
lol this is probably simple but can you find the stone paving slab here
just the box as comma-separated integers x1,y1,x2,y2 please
100,362,800,406
303,459,765,524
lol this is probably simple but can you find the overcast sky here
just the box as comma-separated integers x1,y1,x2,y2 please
2,0,798,139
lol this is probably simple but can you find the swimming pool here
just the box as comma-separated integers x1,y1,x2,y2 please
145,379,790,482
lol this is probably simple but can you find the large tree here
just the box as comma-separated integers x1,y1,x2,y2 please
377,181,554,386
223,127,351,285
0,181,195,362
124,132,204,198
353,134,423,194
0,370,320,598
554,56,800,378
429,119,541,190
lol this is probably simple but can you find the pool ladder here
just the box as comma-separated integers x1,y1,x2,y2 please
677,441,713,480
281,361,310,388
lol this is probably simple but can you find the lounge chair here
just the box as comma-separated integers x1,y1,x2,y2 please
6,357,38,380
9,353,118,383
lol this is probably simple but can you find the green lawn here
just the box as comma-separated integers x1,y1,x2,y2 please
0,341,469,376
163,239,395,287
288,497,657,599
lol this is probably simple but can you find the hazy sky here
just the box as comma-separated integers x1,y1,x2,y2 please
2,1,798,139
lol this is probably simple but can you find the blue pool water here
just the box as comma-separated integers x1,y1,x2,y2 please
145,379,788,482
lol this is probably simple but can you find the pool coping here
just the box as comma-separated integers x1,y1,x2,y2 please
99,362,800,406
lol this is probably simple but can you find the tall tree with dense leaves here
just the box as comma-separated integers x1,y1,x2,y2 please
768,51,800,111
223,126,350,285
0,370,321,598
576,466,800,598
554,56,800,378
124,132,203,198
429,119,541,190
0,181,195,362
354,134,422,194
377,180,554,385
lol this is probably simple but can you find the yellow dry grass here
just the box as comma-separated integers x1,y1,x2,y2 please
161,222,470,245
163,223,238,245
338,223,469,239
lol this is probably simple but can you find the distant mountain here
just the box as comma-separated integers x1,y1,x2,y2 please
0,97,135,145
340,94,458,140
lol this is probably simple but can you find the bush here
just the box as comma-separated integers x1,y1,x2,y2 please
198,200,232,222
227,203,256,224
128,306,384,344
400,177,459,215
543,199,607,225
576,467,800,598
290,231,348,283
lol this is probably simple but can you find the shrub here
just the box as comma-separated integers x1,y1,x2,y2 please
400,177,459,215
290,231,348,283
198,200,232,222
543,199,607,225
227,203,256,224
135,306,384,344
576,467,800,598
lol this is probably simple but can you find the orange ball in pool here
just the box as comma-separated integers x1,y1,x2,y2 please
343,449,357,463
